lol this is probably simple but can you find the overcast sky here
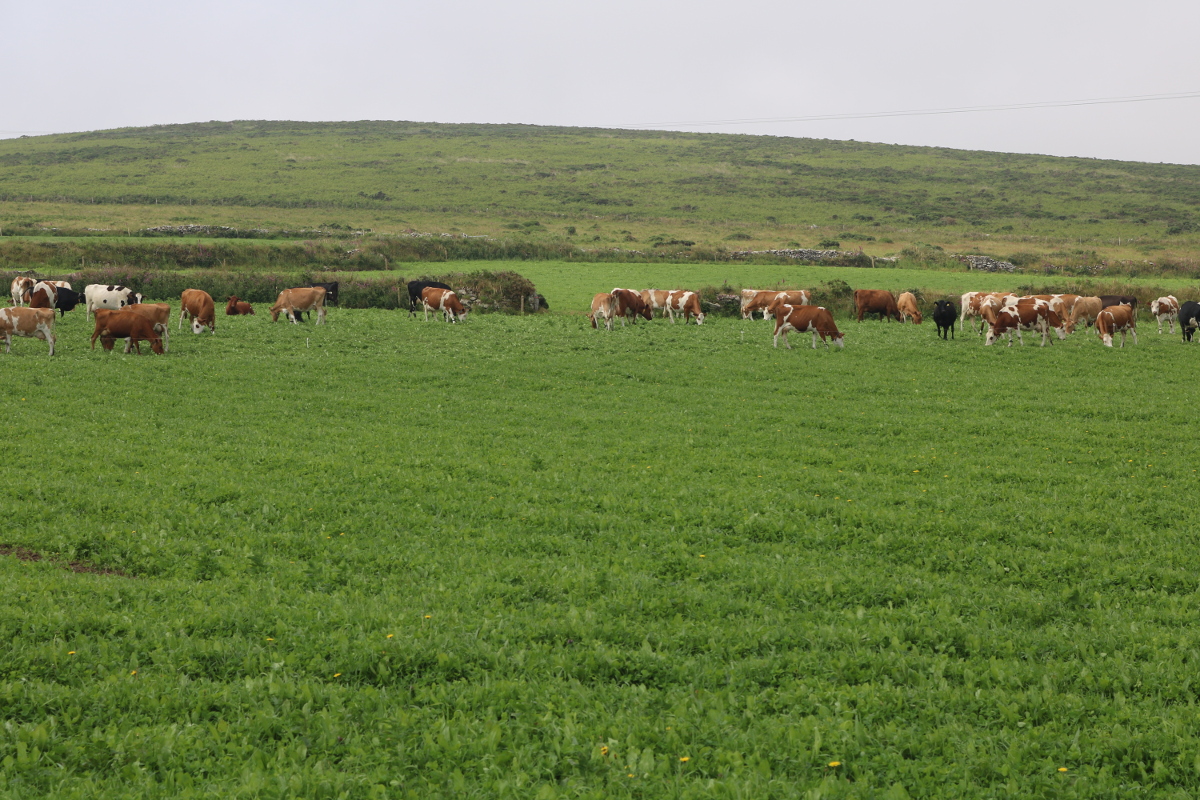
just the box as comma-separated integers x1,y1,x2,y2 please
5,0,1199,164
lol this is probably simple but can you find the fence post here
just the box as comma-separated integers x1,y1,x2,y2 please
521,296,525,315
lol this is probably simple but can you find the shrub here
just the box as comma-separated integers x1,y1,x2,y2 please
818,239,840,249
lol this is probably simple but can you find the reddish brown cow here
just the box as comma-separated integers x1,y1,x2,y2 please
420,287,468,323
589,292,617,330
773,305,844,349
124,303,172,353
225,296,255,316
0,307,56,355
897,292,922,324
270,287,327,324
1096,305,1137,347
611,288,652,325
90,309,164,355
854,290,901,322
180,289,216,334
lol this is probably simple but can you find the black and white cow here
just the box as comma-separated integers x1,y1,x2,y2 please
85,285,143,320
1179,301,1200,343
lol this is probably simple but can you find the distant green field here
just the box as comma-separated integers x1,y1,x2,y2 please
3,305,1200,797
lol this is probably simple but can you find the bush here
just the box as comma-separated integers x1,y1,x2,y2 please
818,239,840,249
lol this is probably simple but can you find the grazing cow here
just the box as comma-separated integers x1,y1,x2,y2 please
27,282,58,311
854,289,901,322
985,297,1053,347
51,287,83,318
640,289,672,319
10,276,35,306
665,290,705,324
84,284,142,319
1150,296,1180,334
0,307,55,356
420,287,468,322
408,280,451,317
897,292,922,324
960,291,1015,333
589,292,617,331
1096,305,1137,348
1047,294,1081,326
611,288,652,325
1179,301,1200,342
179,289,216,334
1065,297,1103,334
90,309,164,355
225,296,255,315
741,290,782,320
1099,295,1137,318
124,303,172,352
932,300,956,339
270,287,327,324
763,291,812,320
772,304,843,349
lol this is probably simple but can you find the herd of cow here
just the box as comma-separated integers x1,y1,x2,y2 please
0,276,473,356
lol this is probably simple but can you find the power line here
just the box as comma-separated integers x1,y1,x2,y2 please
624,90,1200,129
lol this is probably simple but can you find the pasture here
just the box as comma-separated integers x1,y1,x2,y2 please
3,302,1200,798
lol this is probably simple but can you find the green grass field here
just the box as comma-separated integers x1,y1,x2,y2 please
3,298,1199,798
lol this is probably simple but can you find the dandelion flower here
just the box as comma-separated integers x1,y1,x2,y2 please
68,651,76,655
130,670,137,675
386,634,394,639
828,761,841,768
679,756,690,762
424,615,432,619
333,673,342,678
627,774,634,778
1058,767,1068,773
600,746,609,756
699,554,706,558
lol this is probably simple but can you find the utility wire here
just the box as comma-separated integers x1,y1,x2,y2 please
624,90,1200,129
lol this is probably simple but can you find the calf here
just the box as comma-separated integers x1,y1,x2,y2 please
225,296,255,315
180,289,216,334
1150,296,1180,334
611,288,652,325
90,309,164,355
10,276,35,306
897,291,922,324
932,299,956,339
773,304,843,349
1096,305,1137,348
854,289,901,322
84,284,142,319
420,287,468,323
408,280,451,317
665,290,705,324
1180,301,1200,342
0,307,55,356
124,303,172,353
270,287,327,324
589,292,617,331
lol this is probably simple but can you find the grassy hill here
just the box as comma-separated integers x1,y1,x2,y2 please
2,120,1200,270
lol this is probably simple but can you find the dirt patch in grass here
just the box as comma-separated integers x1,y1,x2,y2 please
0,544,133,577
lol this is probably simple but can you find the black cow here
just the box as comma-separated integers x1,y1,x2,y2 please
932,299,956,340
53,287,83,318
1179,301,1200,342
1100,295,1138,317
308,282,339,306
408,280,451,317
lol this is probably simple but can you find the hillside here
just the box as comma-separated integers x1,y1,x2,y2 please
2,120,1200,269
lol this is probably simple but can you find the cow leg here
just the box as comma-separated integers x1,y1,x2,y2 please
2,332,10,354
317,306,326,325
1130,328,1137,345
45,330,54,356
160,325,170,353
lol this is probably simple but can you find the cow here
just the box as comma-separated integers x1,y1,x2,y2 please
985,297,1054,347
0,307,55,356
1150,296,1180,334
27,282,58,312
960,291,1014,333
772,304,843,350
124,303,171,353
1099,295,1137,316
854,289,901,322
420,287,468,323
665,290,705,324
897,292,922,324
51,287,83,318
1096,305,1137,348
1180,301,1200,342
611,288,652,325
90,309,164,355
308,282,339,306
1047,294,1081,326
743,290,809,320
763,291,812,320
179,289,216,334
225,296,255,315
270,287,327,324
43,280,72,290
589,292,617,331
408,280,451,317
84,285,142,320
640,289,672,319
1065,296,1103,334
9,276,35,306
932,299,956,339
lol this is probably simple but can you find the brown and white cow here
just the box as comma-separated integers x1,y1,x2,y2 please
741,290,781,320
1047,294,1081,326
10,276,35,306
1065,296,1103,334
0,307,55,356
27,281,58,311
1096,305,1137,348
124,303,171,353
640,289,672,319
1150,296,1180,334
773,305,844,350
897,292,922,324
420,287,467,323
179,289,216,334
960,291,1014,333
225,296,255,316
764,291,811,319
985,297,1053,347
611,288,652,326
90,309,164,355
665,290,705,324
589,292,617,331
854,289,901,322
270,286,327,324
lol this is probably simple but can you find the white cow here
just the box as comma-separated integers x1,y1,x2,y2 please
84,284,142,320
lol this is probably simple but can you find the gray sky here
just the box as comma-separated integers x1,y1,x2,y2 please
6,0,1200,164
